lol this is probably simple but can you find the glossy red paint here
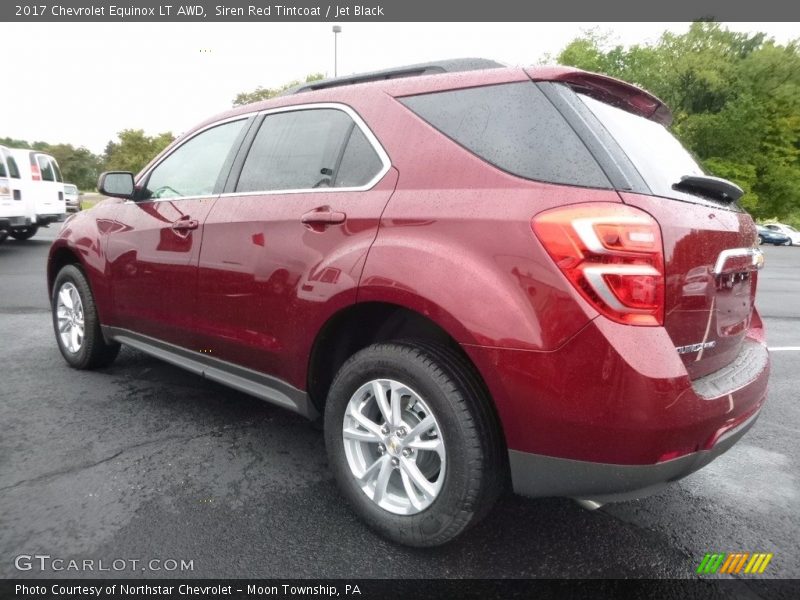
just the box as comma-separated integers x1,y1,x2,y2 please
621,191,759,380
103,197,216,349
194,169,399,388
47,63,770,482
463,313,768,465
526,66,673,125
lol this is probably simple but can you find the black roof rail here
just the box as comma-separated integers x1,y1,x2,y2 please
283,58,506,95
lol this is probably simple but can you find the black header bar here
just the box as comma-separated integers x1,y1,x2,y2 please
3,0,800,22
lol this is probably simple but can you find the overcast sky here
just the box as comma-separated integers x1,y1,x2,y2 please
2,22,796,154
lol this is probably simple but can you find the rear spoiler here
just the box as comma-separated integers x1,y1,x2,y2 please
527,67,672,126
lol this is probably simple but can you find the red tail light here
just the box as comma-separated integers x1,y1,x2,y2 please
532,202,665,326
30,163,41,181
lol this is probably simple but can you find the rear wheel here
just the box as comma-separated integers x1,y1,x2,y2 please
10,225,39,240
324,341,506,547
757,235,764,245
0,230,8,244
52,265,120,369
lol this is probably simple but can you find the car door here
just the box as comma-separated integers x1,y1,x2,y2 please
105,117,251,349
195,104,396,388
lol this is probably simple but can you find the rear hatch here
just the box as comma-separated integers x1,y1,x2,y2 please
576,92,760,380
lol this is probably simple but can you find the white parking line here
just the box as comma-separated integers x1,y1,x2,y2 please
768,347,800,351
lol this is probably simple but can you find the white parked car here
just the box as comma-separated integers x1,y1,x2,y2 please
763,223,800,246
6,148,66,240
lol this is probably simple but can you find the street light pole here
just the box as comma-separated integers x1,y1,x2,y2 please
332,25,341,77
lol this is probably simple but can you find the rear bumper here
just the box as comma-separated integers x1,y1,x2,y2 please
508,408,760,501
463,312,769,498
36,213,66,225
0,216,27,229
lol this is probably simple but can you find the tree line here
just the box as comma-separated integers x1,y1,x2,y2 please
556,22,799,225
0,73,325,192
3,23,796,226
0,130,175,192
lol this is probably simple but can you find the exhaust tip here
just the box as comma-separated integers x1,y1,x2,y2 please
574,499,604,511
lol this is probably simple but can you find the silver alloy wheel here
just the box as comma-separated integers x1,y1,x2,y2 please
56,282,85,354
342,379,446,515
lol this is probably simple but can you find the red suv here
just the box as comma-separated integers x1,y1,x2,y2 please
49,59,769,547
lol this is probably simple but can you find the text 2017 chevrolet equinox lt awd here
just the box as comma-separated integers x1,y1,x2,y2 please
49,59,769,547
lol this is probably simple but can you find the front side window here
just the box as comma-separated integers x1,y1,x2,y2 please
143,119,246,200
236,108,383,193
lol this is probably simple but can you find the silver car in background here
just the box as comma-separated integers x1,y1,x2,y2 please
64,183,81,213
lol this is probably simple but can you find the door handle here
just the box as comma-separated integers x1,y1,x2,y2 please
301,208,347,228
171,217,199,231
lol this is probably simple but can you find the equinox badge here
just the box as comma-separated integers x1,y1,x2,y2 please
676,341,718,354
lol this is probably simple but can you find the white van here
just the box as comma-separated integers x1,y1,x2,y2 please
0,145,29,243
6,148,66,239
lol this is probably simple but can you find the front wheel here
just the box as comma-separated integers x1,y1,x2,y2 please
324,341,506,547
9,225,39,240
52,265,120,369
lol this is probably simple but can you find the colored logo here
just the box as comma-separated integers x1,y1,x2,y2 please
697,553,773,574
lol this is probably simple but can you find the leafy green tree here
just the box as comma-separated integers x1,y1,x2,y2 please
233,73,325,107
557,23,800,223
103,129,175,174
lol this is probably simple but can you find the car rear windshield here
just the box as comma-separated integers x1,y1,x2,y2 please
577,94,705,201
52,159,63,182
36,155,55,181
2,150,20,178
399,82,610,188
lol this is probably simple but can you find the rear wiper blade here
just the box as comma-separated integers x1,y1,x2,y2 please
672,175,744,203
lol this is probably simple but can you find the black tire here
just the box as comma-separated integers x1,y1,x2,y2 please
10,225,39,240
0,230,8,245
52,264,120,369
757,235,764,245
324,341,506,547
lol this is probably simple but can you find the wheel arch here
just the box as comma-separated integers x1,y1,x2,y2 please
48,243,83,297
306,301,503,442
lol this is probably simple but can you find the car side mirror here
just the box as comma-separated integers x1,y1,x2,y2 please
98,171,135,199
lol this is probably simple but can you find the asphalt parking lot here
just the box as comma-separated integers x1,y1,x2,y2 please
1,225,798,581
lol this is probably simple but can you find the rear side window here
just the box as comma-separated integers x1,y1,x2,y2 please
236,108,383,193
400,82,610,188
37,155,55,182
334,127,384,188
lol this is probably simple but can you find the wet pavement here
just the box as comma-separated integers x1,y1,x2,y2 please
1,227,798,580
